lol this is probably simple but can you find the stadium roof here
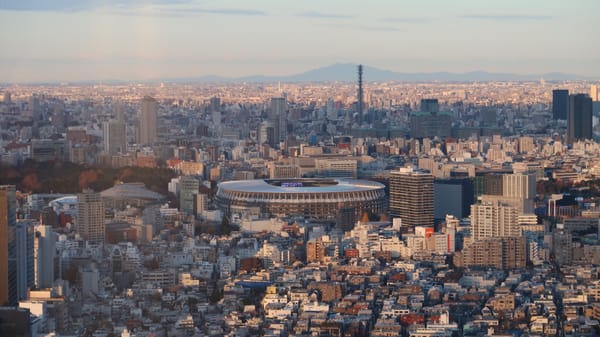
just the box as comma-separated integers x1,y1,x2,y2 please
218,178,384,194
100,183,164,200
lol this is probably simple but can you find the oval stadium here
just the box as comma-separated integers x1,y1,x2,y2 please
216,178,386,220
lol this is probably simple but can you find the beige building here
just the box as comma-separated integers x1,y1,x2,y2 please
459,236,526,270
389,167,433,228
138,96,157,145
77,190,105,243
470,201,519,240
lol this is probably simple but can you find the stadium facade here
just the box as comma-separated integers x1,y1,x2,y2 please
216,178,385,220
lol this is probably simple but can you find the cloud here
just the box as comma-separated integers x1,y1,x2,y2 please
0,0,266,16
383,17,430,23
298,11,353,19
179,7,266,16
461,14,554,21
325,23,401,32
0,0,186,12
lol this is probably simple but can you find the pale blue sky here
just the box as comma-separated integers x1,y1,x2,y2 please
0,0,598,82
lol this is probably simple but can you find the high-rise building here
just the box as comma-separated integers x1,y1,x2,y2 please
15,220,34,303
138,96,158,145
503,173,536,200
257,121,275,147
103,120,127,155
270,97,287,144
552,89,569,120
389,167,434,228
409,111,452,139
567,93,593,143
211,97,221,130
77,190,104,244
470,201,519,240
326,98,336,120
179,176,200,215
193,193,208,218
420,98,439,113
552,227,573,266
34,225,56,289
591,84,598,101
434,178,474,220
0,185,16,305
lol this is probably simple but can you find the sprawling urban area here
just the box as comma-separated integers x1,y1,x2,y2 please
1,75,600,337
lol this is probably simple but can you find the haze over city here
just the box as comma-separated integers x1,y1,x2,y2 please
3,1,600,337
1,0,599,82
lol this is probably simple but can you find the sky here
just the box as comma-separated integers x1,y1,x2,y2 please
0,0,598,83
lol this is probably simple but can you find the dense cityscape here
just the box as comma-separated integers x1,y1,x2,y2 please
2,0,600,336
0,74,600,337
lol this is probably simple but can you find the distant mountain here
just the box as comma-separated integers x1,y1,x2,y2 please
168,63,592,83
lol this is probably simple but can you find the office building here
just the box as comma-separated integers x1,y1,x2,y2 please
15,220,34,303
434,178,474,220
34,225,56,289
270,97,287,144
314,158,358,178
77,190,104,244
103,119,127,155
420,98,439,113
591,84,598,101
552,89,568,120
326,98,336,120
0,185,16,305
31,139,67,162
470,201,519,240
179,176,200,215
211,97,221,130
193,193,208,218
503,173,536,199
258,121,276,147
389,167,434,228
567,93,593,143
409,111,452,139
138,96,158,145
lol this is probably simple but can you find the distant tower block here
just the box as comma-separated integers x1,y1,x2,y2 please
357,64,364,123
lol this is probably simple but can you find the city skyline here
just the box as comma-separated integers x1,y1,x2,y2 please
0,0,599,82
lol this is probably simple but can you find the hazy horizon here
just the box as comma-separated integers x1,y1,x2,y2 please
1,0,599,83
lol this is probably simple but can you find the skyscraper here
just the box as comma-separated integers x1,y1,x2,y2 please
591,84,598,102
138,96,158,145
552,89,569,120
15,220,34,302
567,93,593,143
270,97,287,145
389,167,434,229
0,185,16,305
34,225,55,289
211,97,221,130
77,190,104,244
